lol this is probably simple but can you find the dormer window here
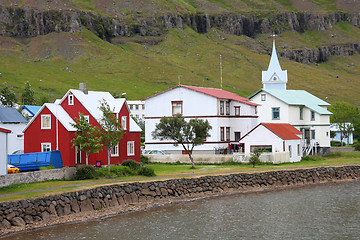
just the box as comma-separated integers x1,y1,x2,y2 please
68,94,74,105
273,77,277,81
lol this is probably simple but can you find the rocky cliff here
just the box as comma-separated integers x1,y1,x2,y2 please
1,6,360,63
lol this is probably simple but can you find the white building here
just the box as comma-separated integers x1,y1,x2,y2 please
0,106,28,155
249,40,332,155
240,123,303,162
330,123,354,145
0,127,11,175
143,85,259,154
127,100,145,121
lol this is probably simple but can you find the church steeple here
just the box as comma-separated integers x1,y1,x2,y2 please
262,39,288,90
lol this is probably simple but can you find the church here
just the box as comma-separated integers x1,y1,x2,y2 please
249,40,332,155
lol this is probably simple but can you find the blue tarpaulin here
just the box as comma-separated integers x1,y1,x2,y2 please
8,150,63,171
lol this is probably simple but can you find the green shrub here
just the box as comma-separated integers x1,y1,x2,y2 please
75,165,98,180
141,155,149,164
354,142,360,151
331,140,342,146
138,166,156,177
97,165,135,177
121,160,141,171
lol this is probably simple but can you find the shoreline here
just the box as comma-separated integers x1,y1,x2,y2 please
0,166,359,237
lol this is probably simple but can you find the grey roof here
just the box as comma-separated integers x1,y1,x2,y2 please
0,105,28,123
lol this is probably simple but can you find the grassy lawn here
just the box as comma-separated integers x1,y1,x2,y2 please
0,152,359,202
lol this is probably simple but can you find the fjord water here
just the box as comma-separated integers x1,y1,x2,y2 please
4,181,359,240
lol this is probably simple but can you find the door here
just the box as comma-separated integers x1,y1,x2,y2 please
304,129,310,145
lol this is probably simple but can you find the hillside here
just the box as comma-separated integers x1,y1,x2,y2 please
0,0,360,105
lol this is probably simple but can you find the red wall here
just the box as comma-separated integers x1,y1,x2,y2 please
25,92,141,167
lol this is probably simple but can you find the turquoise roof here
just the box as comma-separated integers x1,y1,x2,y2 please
22,105,41,116
257,89,332,115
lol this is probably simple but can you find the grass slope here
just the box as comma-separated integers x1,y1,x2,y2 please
1,19,360,105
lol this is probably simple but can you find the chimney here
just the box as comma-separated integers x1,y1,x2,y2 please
79,83,88,94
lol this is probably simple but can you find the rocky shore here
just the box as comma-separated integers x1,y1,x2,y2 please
0,165,359,237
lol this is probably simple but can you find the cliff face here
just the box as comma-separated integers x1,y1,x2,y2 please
1,6,360,63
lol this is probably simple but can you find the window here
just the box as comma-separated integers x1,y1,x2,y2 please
129,105,133,110
300,107,303,120
127,141,135,156
142,105,145,110
16,134,24,140
235,132,241,141
172,101,183,115
272,108,280,120
289,145,292,158
68,94,74,105
261,94,266,101
220,127,224,141
250,145,272,152
121,116,127,130
226,127,230,141
311,130,315,139
83,115,90,123
226,101,230,115
297,144,300,156
135,114,139,119
41,115,51,129
311,111,315,121
41,143,51,152
220,101,224,115
111,144,119,156
135,105,139,110
255,106,257,115
235,106,240,116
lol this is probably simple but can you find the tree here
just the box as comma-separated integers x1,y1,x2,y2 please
0,83,17,107
22,81,36,105
329,102,360,145
152,114,212,168
249,148,262,168
98,101,124,172
71,113,103,165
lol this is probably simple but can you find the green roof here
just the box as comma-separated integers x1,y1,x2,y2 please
253,89,332,115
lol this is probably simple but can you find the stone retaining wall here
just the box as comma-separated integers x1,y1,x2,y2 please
0,168,76,188
0,166,359,235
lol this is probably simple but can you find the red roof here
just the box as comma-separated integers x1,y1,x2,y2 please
143,85,259,106
0,127,11,133
262,123,302,140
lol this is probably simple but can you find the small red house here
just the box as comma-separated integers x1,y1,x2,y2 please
23,84,142,167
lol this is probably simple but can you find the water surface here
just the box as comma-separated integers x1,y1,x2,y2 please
4,181,360,240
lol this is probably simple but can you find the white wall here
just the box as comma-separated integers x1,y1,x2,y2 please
145,87,258,152
252,92,289,123
0,123,26,154
0,132,8,175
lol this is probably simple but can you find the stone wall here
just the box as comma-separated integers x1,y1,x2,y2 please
0,166,359,234
0,168,76,188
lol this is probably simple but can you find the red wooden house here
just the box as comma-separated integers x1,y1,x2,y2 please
23,84,142,167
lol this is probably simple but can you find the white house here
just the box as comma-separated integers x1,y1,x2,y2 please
0,127,11,175
249,40,332,155
240,123,303,162
0,105,28,155
143,85,259,154
330,123,354,145
127,100,145,121
21,105,41,119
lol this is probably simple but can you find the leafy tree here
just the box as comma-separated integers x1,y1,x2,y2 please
22,81,36,105
0,83,17,107
152,114,212,168
71,113,103,165
249,148,262,168
329,102,360,145
98,101,124,172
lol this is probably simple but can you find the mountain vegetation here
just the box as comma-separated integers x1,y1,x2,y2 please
0,0,360,106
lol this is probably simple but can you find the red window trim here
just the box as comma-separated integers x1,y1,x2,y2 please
171,101,183,116
234,106,240,116
226,127,230,141
220,127,224,141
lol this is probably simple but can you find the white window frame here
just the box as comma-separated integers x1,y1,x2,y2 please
272,108,280,120
311,111,315,121
111,144,119,157
127,141,135,156
41,143,51,152
261,94,266,101
121,116,127,130
68,94,74,105
41,114,51,129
